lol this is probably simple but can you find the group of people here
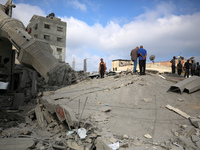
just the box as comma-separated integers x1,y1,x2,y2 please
170,56,200,78
130,45,147,75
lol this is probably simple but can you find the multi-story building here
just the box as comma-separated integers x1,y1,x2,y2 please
27,13,66,62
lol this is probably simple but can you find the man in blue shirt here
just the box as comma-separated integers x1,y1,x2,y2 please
138,45,147,75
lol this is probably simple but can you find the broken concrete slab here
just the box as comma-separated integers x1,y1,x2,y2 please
0,138,35,150
166,104,190,119
55,104,77,127
189,117,200,128
191,135,200,143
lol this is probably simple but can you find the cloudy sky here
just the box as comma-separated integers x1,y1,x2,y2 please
1,0,200,72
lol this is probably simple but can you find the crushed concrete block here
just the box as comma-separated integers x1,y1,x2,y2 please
191,135,200,142
96,137,112,150
179,135,197,149
182,126,195,138
189,117,200,128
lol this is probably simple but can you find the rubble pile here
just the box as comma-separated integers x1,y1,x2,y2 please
0,104,100,150
14,64,81,103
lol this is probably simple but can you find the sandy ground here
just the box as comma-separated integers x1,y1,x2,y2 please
42,73,200,148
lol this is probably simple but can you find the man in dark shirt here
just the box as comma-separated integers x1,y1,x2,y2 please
170,56,176,74
138,45,147,75
184,60,190,78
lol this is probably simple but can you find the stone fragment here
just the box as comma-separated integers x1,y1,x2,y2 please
179,135,197,149
177,98,184,102
25,116,32,124
18,123,26,128
189,117,200,128
109,137,117,143
123,134,129,139
191,135,200,142
144,134,152,139
132,140,142,146
96,137,112,150
85,138,92,143
99,106,112,112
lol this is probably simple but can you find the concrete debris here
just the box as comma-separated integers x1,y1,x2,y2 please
166,104,190,119
0,138,35,150
144,134,152,139
177,98,184,102
143,98,152,102
189,117,200,128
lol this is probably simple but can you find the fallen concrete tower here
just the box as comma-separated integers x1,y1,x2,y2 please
0,0,73,85
168,76,200,94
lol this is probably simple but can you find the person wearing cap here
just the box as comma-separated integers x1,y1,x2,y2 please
130,46,139,75
99,58,107,78
170,56,176,74
138,45,147,75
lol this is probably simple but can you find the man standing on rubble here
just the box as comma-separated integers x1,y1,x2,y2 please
138,45,147,75
130,46,139,75
99,58,107,78
184,59,190,78
170,56,176,74
191,60,196,76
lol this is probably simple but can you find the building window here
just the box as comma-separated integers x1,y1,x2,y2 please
44,35,50,40
57,37,63,42
35,24,38,30
57,26,63,32
57,48,62,54
44,24,50,29
115,68,117,71
34,34,38,38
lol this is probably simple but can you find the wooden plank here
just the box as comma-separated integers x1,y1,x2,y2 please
166,104,190,119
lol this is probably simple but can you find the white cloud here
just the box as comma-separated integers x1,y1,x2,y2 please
67,0,86,11
12,3,46,26
5,1,200,72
